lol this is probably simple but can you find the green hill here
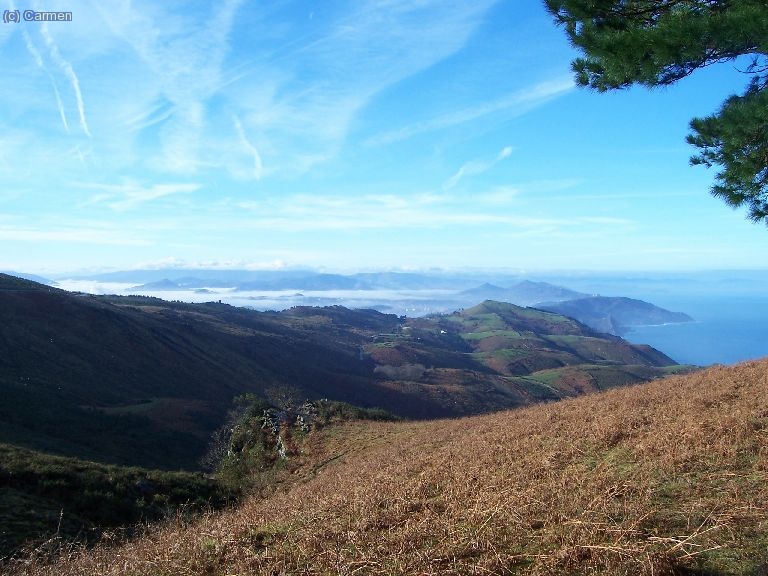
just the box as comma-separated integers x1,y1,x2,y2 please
365,300,687,415
0,276,686,471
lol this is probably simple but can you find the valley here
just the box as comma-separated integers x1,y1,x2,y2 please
0,274,689,471
0,272,698,559
7,359,767,575
5,0,767,572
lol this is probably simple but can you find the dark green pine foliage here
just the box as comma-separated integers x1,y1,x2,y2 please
688,76,768,221
546,0,768,222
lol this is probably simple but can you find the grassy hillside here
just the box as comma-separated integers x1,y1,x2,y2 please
369,301,689,416
0,275,686,470
0,444,234,559
0,398,393,559
9,360,767,575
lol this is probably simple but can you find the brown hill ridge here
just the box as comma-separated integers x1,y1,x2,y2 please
0,274,686,470
11,359,768,575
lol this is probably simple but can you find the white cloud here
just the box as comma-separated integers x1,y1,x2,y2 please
38,19,90,136
82,182,200,211
366,77,574,146
443,145,515,190
121,99,175,134
476,186,520,205
227,191,629,234
3,0,508,185
90,0,246,175
131,257,293,271
19,21,70,132
0,226,148,245
236,0,499,175
233,116,264,180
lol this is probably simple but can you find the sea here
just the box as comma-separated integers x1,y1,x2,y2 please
624,294,768,367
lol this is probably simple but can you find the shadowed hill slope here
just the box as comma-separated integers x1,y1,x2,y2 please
0,275,685,470
10,359,768,575
0,276,403,469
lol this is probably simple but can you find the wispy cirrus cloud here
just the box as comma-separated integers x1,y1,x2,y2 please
473,178,583,204
38,19,90,136
18,22,70,133
444,145,513,190
82,182,200,212
222,0,501,176
365,77,574,146
230,191,631,234
475,186,521,205
13,0,91,137
5,0,505,183
0,224,149,245
233,116,264,180
103,0,499,177
89,0,246,174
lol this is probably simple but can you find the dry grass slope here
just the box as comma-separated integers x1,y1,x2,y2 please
8,360,768,575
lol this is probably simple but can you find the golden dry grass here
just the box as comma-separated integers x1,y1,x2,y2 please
7,360,768,575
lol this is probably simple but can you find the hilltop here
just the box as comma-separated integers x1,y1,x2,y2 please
461,280,588,306
9,359,767,575
540,296,694,336
369,300,684,417
0,275,686,470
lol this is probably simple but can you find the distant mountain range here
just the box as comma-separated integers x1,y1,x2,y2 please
127,273,591,296
0,273,690,472
70,269,475,290
461,280,589,306
24,267,695,334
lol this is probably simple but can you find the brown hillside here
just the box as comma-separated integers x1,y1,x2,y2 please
0,276,683,470
8,360,768,575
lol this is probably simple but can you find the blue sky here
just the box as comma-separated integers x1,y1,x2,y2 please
1,0,766,274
